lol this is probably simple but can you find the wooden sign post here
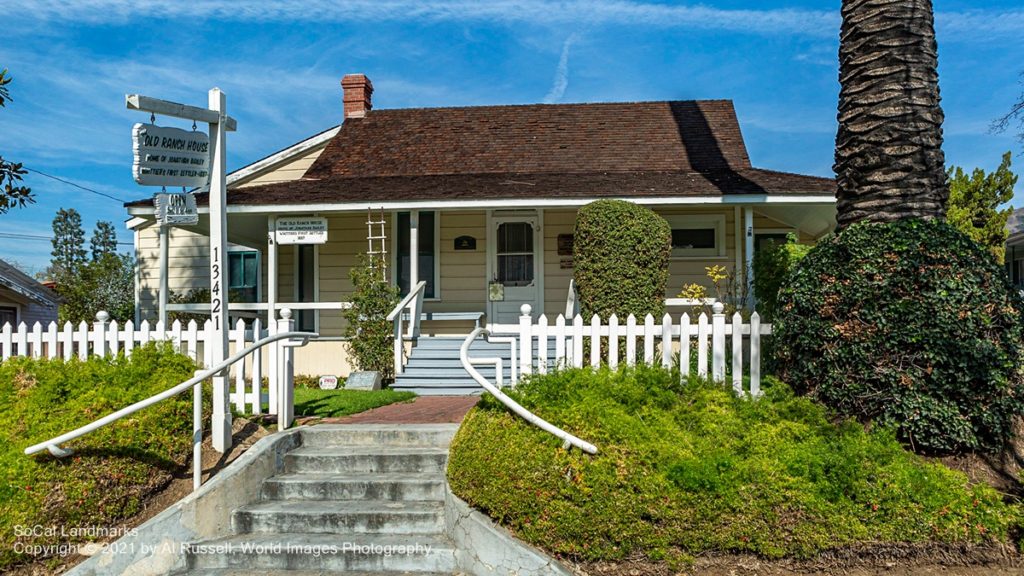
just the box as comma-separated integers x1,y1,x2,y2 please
127,90,237,454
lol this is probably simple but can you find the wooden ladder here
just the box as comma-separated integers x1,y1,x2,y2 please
366,207,388,281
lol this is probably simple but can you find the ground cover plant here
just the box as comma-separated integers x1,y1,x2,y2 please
774,219,1024,454
447,365,1022,565
0,344,199,571
293,387,415,418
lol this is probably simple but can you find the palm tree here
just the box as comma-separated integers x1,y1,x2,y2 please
834,0,948,228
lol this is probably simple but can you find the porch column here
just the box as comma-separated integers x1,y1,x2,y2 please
744,207,755,307
158,225,169,327
409,210,419,290
267,216,277,324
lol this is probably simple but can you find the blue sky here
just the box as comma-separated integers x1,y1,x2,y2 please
1,0,1022,274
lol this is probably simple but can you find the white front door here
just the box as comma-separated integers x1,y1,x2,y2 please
489,215,541,325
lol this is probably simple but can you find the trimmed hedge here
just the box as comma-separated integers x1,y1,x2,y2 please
573,200,671,320
774,219,1024,454
752,233,811,320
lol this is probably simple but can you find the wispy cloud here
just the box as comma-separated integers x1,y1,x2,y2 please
543,33,580,104
8,1,1023,41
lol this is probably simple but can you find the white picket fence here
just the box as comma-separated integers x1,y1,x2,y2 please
0,311,280,416
513,302,772,397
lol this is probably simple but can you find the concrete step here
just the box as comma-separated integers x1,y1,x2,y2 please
178,570,453,576
262,472,446,502
184,533,457,573
284,446,448,474
233,500,445,535
298,424,458,449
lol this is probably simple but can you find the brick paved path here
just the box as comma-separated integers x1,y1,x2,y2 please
316,395,479,425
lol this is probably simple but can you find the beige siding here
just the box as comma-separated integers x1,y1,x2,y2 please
138,226,213,320
236,146,328,188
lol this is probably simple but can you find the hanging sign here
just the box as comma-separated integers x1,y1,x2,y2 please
276,216,328,245
132,123,211,188
154,192,199,226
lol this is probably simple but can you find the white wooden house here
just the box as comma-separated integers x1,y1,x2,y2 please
125,74,837,393
0,259,62,328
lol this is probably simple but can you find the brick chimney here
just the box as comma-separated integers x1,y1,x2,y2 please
341,74,373,119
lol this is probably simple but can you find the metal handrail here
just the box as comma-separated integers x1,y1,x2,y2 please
24,330,318,457
386,281,427,323
461,328,597,454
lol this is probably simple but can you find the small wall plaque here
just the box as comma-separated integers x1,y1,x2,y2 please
488,282,505,302
560,257,574,269
557,234,574,256
454,236,477,250
318,375,339,390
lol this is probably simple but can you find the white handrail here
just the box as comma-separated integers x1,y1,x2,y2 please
388,281,426,376
24,330,318,457
565,278,578,318
461,328,597,454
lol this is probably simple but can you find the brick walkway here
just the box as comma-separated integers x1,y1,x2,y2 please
317,395,480,425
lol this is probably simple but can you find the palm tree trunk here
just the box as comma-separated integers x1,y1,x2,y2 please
835,0,949,228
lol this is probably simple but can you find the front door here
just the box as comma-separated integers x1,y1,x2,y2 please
489,216,540,325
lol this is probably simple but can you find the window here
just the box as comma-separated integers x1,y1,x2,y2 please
296,245,316,332
396,211,438,299
0,306,16,328
666,215,726,258
228,251,259,303
496,222,534,286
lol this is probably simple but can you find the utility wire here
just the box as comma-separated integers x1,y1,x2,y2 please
23,167,129,203
0,232,132,246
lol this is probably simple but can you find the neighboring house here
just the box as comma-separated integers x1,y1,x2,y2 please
125,74,837,380
1006,208,1024,289
0,259,62,328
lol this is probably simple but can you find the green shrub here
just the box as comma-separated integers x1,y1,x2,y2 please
448,365,1021,563
573,200,671,320
774,219,1024,454
752,233,811,320
343,255,400,380
0,344,198,570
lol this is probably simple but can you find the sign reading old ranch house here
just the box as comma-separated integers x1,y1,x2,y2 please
276,217,329,245
132,123,211,188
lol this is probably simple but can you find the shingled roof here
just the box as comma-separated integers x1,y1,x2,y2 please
128,98,836,208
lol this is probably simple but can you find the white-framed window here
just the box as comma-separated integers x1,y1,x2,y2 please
394,211,441,300
666,215,726,258
294,244,318,333
227,250,260,303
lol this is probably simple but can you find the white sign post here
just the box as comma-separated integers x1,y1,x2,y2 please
127,90,237,454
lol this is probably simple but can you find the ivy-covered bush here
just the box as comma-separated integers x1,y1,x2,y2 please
343,255,399,380
752,233,811,320
573,200,671,320
774,219,1024,454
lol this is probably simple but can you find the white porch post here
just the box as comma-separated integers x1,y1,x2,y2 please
409,210,419,291
743,207,755,307
208,88,231,453
158,225,169,327
267,216,278,325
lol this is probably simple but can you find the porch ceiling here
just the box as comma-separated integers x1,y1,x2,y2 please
756,204,838,239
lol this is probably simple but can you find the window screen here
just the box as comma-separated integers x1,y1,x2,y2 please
671,228,716,250
496,222,534,287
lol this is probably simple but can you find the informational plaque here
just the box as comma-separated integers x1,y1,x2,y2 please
154,192,199,226
132,123,210,188
318,375,339,390
346,371,381,391
276,217,328,245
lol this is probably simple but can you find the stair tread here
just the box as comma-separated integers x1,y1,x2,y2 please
287,446,448,457
180,571,454,576
266,472,445,483
191,532,454,548
238,499,445,514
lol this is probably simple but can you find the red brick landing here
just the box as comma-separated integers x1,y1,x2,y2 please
314,395,479,425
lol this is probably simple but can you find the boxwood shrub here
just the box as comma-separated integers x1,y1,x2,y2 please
774,219,1024,454
573,200,671,320
752,233,811,320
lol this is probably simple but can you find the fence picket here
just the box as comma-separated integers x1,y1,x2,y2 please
712,305,726,382
555,314,566,366
680,314,691,379
15,322,28,358
643,314,655,365
732,312,743,395
61,321,74,361
234,318,247,411
537,315,549,375
697,313,708,377
109,320,120,356
661,313,672,368
626,314,637,366
186,320,199,363
30,322,42,358
251,317,263,414
123,320,135,356
1,322,11,360
750,312,762,398
77,321,89,360
572,315,584,369
608,314,619,369
590,314,601,367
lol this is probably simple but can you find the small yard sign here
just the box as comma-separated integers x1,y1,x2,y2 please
132,123,211,188
318,375,339,390
276,217,328,245
154,192,199,226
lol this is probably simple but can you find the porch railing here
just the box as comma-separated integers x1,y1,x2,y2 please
387,280,426,376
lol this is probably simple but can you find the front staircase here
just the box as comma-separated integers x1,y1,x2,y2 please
392,336,558,396
177,424,460,575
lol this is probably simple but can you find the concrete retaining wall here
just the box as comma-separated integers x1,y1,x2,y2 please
64,429,303,576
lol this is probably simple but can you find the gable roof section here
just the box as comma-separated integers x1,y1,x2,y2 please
0,259,62,307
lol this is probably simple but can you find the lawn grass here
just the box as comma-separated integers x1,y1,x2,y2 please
0,344,199,571
293,387,415,418
447,364,1023,565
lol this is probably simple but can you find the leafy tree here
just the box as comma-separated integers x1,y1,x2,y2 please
57,253,135,324
50,208,87,276
833,0,948,227
0,68,33,215
90,221,119,261
945,152,1018,263
343,255,399,380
